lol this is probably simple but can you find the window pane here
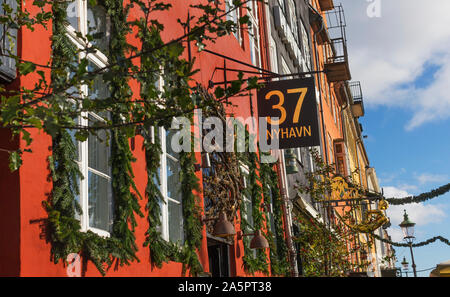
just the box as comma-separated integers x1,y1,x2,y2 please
87,63,109,100
74,183,81,221
154,166,160,190
0,5,3,40
165,129,180,158
87,3,109,52
166,156,181,202
168,200,184,243
268,196,277,245
245,198,253,229
88,115,110,174
66,1,79,31
88,171,113,232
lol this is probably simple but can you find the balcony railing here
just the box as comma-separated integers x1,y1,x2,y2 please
323,5,351,82
349,81,364,118
323,38,351,82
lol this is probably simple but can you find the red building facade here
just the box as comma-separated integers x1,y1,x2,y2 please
0,0,281,277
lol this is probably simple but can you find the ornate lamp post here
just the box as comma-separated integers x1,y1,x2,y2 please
399,210,417,277
401,256,409,277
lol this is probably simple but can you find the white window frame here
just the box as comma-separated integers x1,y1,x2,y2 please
158,126,184,244
153,76,184,244
269,34,278,76
281,56,290,78
226,0,242,44
239,164,252,228
299,19,312,71
286,0,299,44
0,0,18,82
239,163,257,257
266,184,276,241
66,0,112,237
248,1,261,68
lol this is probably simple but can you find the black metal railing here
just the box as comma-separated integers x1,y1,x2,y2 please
348,81,363,103
324,37,347,64
322,4,351,82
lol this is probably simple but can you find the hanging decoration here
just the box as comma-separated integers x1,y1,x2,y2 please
369,233,450,248
335,208,389,234
199,91,243,235
383,183,450,205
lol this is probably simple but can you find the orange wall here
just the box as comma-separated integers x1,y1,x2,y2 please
310,0,344,166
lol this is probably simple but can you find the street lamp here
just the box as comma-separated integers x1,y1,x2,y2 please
202,212,236,238
399,210,417,277
285,149,299,174
401,256,409,277
237,230,270,249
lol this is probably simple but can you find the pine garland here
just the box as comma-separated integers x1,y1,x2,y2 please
179,150,204,276
135,2,204,274
142,131,204,275
105,0,144,268
260,159,290,276
369,233,450,248
142,134,179,267
261,158,290,276
44,0,143,276
238,133,269,275
384,183,450,205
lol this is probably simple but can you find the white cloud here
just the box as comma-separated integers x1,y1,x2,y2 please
340,0,450,129
415,173,448,185
387,227,404,243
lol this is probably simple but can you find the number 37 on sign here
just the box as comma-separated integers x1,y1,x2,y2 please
257,77,321,150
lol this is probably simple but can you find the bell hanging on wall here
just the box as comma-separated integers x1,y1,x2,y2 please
285,149,299,175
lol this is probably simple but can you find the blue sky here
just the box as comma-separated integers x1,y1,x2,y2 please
361,104,450,276
339,0,450,276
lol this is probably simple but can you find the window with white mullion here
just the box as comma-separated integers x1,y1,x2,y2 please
226,0,241,43
158,128,169,240
286,0,299,43
239,164,252,229
240,164,256,257
66,0,113,237
157,122,184,244
299,20,312,71
266,185,277,246
66,0,110,54
150,71,184,244
248,1,261,68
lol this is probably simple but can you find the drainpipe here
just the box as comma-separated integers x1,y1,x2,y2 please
276,152,299,277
